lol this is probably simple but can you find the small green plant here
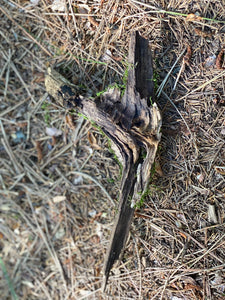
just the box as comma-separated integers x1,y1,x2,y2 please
107,178,115,184
141,148,147,159
41,101,51,125
149,161,156,183
96,89,106,97
41,101,49,110
96,61,133,98
133,161,158,209
135,195,145,209
77,111,89,121
96,82,126,97
153,69,160,91
122,66,129,86
149,96,154,106
134,188,151,209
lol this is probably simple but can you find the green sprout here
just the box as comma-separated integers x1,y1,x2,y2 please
134,189,151,209
149,96,154,106
96,82,126,97
41,101,51,125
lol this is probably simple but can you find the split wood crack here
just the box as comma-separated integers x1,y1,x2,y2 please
45,31,162,291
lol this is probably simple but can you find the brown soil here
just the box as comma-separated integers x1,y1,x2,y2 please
0,1,225,299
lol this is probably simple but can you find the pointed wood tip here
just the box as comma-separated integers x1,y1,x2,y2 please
102,274,109,293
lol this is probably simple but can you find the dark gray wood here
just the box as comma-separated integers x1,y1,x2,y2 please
45,31,162,291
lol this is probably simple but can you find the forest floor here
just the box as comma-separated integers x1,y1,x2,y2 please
0,1,225,299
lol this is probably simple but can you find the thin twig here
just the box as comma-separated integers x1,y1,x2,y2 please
0,6,52,57
156,49,186,98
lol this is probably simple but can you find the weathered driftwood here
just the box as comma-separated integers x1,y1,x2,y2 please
45,31,162,291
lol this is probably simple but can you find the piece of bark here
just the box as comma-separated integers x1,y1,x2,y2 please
45,31,162,291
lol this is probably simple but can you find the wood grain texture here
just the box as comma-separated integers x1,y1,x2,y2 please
45,31,162,291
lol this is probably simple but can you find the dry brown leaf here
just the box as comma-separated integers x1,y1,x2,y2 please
194,28,212,38
17,122,28,128
95,266,101,277
32,72,45,84
35,140,43,162
183,45,192,66
186,13,203,22
216,49,225,70
88,16,99,27
212,96,225,106
100,0,105,9
19,0,30,3
88,7,99,27
155,160,164,176
170,276,202,297
65,114,76,130
184,283,202,291
179,232,187,239
111,54,123,61
87,131,102,150
51,136,57,146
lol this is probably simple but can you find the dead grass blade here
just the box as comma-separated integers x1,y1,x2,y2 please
1,0,225,298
